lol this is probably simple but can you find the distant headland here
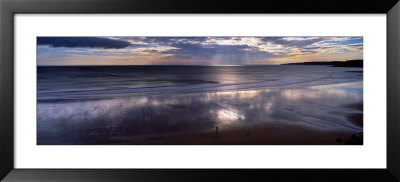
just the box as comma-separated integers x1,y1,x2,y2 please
281,59,363,67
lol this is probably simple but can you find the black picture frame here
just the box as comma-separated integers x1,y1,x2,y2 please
1,0,399,181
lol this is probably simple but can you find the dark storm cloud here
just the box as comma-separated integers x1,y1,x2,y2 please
160,42,276,60
139,37,327,59
37,37,131,49
347,44,363,50
107,37,272,62
118,37,209,47
146,37,208,44
123,37,271,60
260,37,326,48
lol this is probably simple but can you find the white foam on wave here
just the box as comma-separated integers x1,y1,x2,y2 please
37,74,361,100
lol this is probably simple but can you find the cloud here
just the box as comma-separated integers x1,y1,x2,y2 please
347,42,363,49
261,37,326,48
37,37,131,49
37,36,363,65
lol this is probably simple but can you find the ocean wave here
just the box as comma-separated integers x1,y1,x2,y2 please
37,74,360,99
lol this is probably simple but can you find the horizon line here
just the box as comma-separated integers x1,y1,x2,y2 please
36,59,362,67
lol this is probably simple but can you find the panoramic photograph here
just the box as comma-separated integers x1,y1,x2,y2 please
37,36,363,145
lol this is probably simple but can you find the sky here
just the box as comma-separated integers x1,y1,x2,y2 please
37,36,363,66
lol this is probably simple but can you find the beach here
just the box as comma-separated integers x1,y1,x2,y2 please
112,120,361,145
37,65,363,145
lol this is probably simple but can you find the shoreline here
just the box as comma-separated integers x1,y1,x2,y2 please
37,80,363,103
37,79,363,145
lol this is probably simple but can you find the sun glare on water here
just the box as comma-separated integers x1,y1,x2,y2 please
217,109,245,124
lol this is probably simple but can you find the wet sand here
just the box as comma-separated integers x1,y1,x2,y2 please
37,81,363,145
111,100,364,145
111,120,360,145
344,102,363,127
110,99,363,145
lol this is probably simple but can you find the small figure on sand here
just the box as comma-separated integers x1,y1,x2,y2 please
216,126,219,133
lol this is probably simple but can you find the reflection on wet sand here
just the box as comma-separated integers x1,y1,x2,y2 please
37,81,363,145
